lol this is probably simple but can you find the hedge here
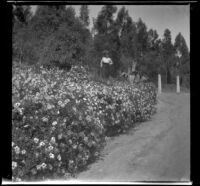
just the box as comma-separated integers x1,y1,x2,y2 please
12,63,157,181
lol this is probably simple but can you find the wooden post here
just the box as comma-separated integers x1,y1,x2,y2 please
176,75,180,93
176,51,181,94
158,74,162,94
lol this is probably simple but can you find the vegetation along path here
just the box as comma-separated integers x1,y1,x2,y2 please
75,92,190,182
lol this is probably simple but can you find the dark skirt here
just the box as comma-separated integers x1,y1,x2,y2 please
101,63,110,79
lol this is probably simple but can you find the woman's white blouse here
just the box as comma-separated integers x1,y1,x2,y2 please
101,57,113,65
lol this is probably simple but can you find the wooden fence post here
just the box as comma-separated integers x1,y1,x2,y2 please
176,75,180,93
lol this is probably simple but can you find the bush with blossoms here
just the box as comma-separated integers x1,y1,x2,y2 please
12,63,157,181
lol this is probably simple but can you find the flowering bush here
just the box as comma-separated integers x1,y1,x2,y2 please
12,63,157,181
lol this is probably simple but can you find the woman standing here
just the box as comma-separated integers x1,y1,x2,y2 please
100,50,113,79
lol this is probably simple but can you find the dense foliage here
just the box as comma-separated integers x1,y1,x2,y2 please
12,5,190,87
12,63,157,181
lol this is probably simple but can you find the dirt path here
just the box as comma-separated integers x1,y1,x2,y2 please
76,92,190,182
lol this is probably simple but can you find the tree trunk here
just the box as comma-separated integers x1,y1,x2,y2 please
180,76,183,86
167,68,171,84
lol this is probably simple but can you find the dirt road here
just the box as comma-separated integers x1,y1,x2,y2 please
76,92,190,182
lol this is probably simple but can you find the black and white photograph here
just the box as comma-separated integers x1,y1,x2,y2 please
5,0,194,184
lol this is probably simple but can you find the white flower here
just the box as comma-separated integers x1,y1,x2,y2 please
61,103,65,108
42,117,48,122
21,150,26,154
41,69,46,74
68,139,72,144
41,163,47,169
65,99,70,104
47,104,52,110
34,138,39,144
48,145,53,151
73,145,77,149
12,161,17,170
58,100,62,106
36,92,40,97
14,146,20,154
86,115,92,122
36,164,41,170
50,137,56,143
49,153,55,159
57,154,61,161
19,109,23,115
83,137,88,142
85,155,89,160
52,121,57,126
72,107,77,112
14,102,20,108
57,134,62,140
39,141,45,147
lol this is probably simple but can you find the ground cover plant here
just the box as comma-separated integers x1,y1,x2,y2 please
12,63,157,181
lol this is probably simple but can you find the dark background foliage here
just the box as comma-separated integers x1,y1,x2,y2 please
12,5,190,87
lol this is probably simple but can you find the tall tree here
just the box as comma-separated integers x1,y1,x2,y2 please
35,5,92,68
161,28,175,84
174,32,190,86
79,5,90,27
93,5,117,35
174,32,189,65
31,5,70,36
28,5,76,61
120,14,135,56
138,29,162,81
115,6,128,37
147,29,159,51
135,18,148,59
93,5,118,52
117,7,137,72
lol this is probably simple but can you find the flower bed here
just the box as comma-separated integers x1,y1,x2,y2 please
12,63,157,181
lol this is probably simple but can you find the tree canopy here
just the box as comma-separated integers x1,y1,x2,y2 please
12,5,190,87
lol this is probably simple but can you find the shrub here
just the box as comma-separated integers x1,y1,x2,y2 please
12,63,157,181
